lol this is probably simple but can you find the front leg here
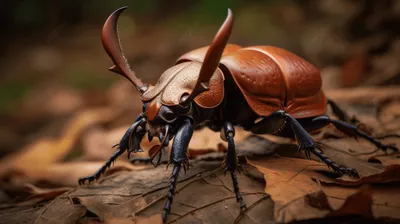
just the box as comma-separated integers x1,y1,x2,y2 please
78,114,146,185
162,118,193,223
221,121,246,210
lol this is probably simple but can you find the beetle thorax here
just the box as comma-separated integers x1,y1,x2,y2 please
140,62,202,106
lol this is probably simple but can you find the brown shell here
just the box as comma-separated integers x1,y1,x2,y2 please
142,44,325,118
141,62,224,108
220,46,326,118
141,45,241,108
177,44,242,63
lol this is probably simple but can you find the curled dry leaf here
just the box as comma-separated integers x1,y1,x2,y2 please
0,107,121,180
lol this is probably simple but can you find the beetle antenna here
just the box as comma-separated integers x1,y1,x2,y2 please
102,6,148,93
181,8,233,104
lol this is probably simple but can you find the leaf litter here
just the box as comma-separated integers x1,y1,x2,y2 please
0,86,399,223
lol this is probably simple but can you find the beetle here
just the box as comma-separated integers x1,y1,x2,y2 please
79,6,398,223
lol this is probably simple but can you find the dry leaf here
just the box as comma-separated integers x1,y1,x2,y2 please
247,156,331,222
78,197,162,224
327,185,373,217
21,184,72,205
8,161,147,187
0,160,273,223
0,107,121,179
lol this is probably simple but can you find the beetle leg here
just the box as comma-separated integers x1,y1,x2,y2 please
127,126,147,159
249,110,287,134
221,121,246,210
300,116,398,154
327,99,354,123
284,113,359,177
78,114,145,185
162,118,193,223
78,147,126,185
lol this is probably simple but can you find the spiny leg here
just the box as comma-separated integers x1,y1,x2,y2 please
299,115,398,153
162,118,193,223
221,121,246,210
252,110,358,176
78,148,125,184
284,113,359,177
78,115,145,185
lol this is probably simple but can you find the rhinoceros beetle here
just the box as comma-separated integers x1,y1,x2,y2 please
79,6,398,222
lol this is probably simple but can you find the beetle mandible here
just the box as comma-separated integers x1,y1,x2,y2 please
79,6,398,223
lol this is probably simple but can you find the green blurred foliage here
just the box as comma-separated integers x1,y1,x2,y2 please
4,0,280,28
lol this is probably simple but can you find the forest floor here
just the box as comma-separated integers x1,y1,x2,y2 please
0,84,399,224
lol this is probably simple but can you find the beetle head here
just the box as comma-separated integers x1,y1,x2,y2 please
102,6,232,135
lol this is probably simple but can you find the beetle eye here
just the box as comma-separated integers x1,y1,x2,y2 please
180,93,190,105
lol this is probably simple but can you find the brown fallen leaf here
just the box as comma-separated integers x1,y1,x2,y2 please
0,107,121,179
7,160,148,187
327,185,373,217
368,154,400,165
247,156,332,222
333,165,400,186
21,184,72,205
78,197,162,224
244,133,399,222
0,160,270,224
322,184,400,219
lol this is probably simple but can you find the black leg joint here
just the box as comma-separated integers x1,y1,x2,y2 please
250,110,286,134
299,115,331,133
221,121,235,141
119,114,145,151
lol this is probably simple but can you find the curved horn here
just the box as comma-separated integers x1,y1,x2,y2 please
102,6,147,93
181,9,233,104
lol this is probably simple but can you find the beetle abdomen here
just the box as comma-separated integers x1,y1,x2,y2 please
220,46,326,118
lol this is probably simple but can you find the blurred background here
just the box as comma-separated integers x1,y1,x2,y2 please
0,0,399,159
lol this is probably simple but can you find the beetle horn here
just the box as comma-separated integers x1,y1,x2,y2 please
102,6,148,93
181,9,233,104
